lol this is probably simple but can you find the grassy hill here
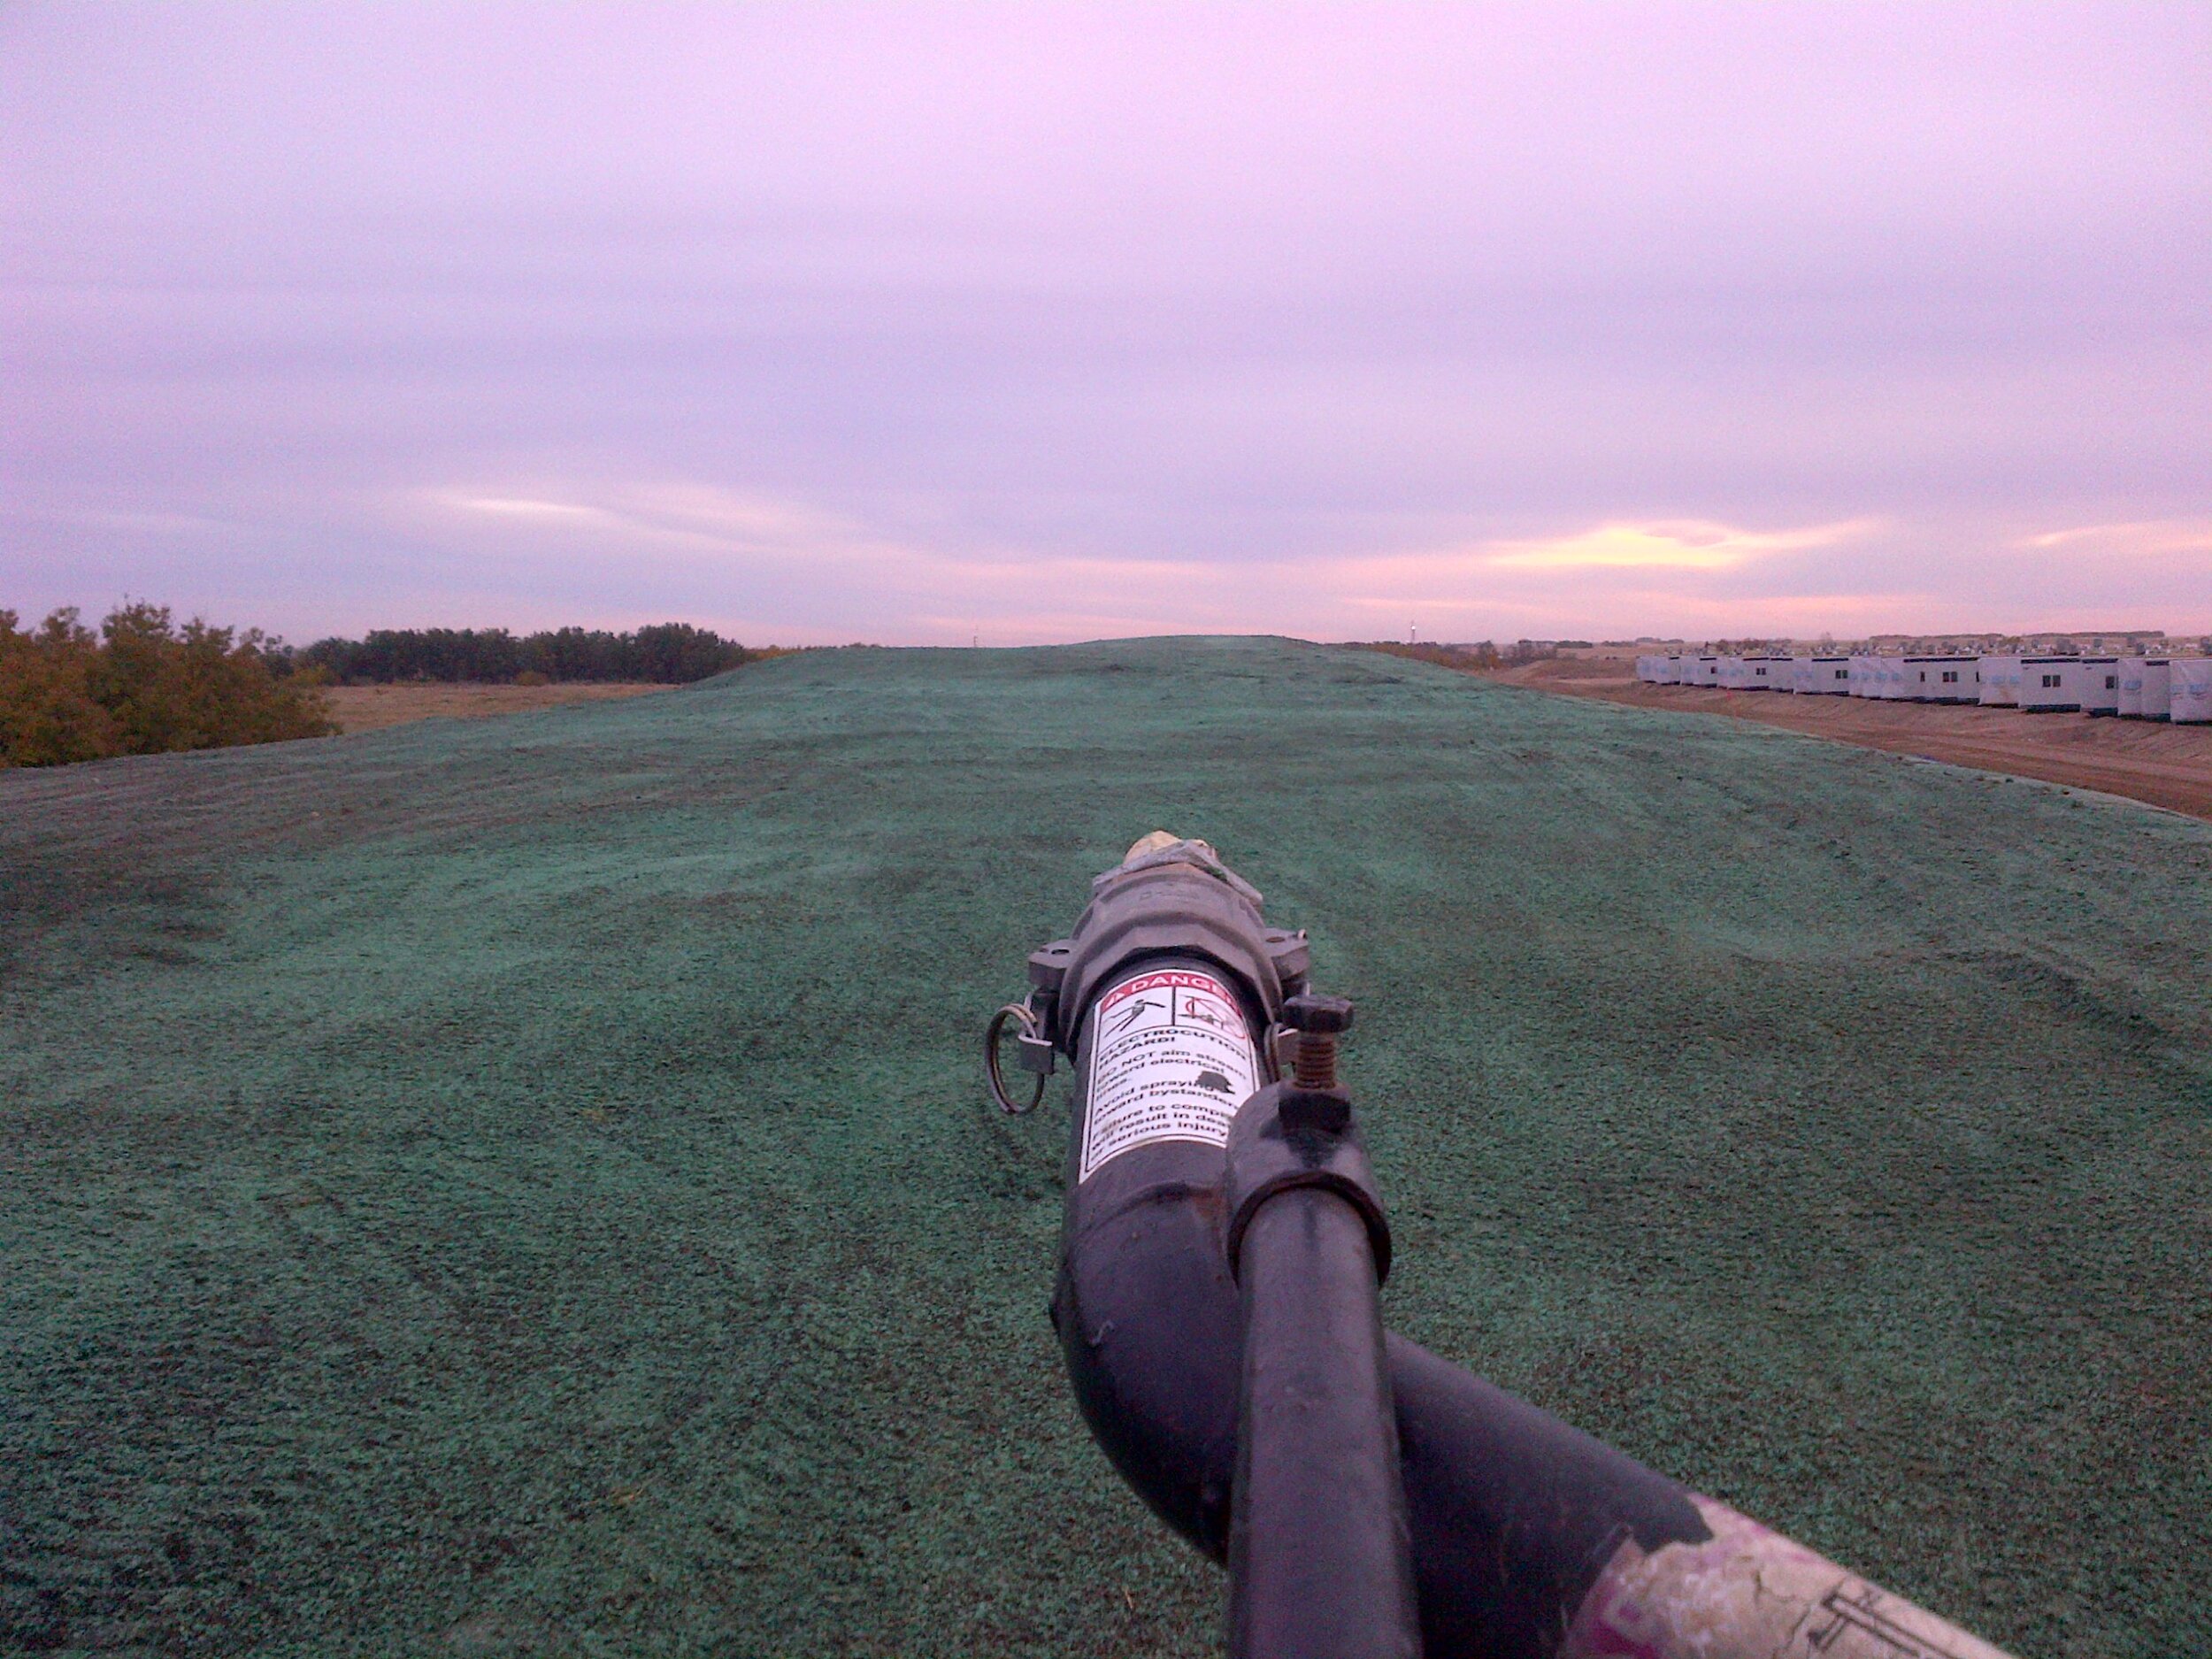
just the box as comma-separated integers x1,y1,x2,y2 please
4,636,2208,1656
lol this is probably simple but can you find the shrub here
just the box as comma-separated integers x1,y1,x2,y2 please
0,609,119,766
0,603,334,768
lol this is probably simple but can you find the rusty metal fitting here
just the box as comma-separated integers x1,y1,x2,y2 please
1280,993,1354,1089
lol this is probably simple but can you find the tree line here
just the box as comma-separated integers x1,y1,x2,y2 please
294,623,757,685
1356,641,1506,670
1356,640,1574,671
2,607,769,768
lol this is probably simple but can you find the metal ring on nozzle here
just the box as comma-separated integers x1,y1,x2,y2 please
985,1002,1048,1115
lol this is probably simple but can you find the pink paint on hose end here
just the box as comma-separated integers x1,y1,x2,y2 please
1561,1495,2016,1659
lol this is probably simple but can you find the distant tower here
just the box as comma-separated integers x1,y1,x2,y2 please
1409,623,1417,645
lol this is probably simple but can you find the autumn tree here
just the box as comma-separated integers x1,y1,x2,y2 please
0,603,334,768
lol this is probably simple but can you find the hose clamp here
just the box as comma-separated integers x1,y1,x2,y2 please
1222,1082,1393,1283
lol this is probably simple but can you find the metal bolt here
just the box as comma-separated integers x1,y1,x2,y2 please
1280,993,1354,1090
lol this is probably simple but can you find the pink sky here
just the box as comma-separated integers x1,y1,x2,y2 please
4,4,2208,645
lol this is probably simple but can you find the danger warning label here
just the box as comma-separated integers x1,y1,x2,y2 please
1079,968,1260,1182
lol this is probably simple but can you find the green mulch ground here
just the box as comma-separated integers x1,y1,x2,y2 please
4,637,2207,1659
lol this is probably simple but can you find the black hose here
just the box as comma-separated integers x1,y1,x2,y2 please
1230,1185,1420,1659
1052,954,1709,1658
1033,841,2011,1659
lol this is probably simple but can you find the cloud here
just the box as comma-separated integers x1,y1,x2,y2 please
412,478,1240,640
4,8,2206,640
382,488,2212,646
450,495,610,522
2019,519,2212,557
435,485,843,553
1,503,239,537
1299,517,1885,631
1478,519,1870,572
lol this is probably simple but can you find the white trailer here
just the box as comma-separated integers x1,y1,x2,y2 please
1762,656,1795,691
2018,657,2080,712
1802,657,1851,694
1847,655,1877,696
2071,657,2121,717
1658,655,1682,684
1683,655,1719,687
2116,658,2147,718
2141,659,2170,721
1720,654,1783,689
1978,656,2021,706
1904,656,1979,703
2173,658,2212,724
1874,657,1909,700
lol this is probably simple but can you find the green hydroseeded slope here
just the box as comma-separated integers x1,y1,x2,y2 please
3,637,2208,1659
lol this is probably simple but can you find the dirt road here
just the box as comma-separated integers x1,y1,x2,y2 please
1486,657,2212,822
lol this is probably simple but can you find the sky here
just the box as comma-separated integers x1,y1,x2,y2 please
4,4,2209,647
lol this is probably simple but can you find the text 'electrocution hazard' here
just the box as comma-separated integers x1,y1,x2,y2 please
1079,968,1260,1181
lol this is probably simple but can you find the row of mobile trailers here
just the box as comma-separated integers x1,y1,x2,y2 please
1634,653,2212,721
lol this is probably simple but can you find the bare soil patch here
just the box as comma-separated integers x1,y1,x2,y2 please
319,681,672,734
1486,658,2212,821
